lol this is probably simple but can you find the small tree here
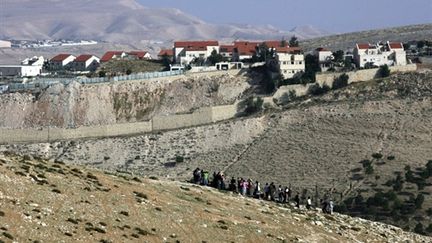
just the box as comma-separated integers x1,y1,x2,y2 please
98,70,106,77
332,73,349,89
414,223,424,234
379,64,390,78
308,83,330,96
426,223,432,233
289,35,299,47
415,194,425,209
332,50,344,63
208,50,225,65
237,96,264,116
161,54,172,71
126,69,132,75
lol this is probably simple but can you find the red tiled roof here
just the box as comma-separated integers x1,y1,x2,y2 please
128,51,149,59
234,41,261,47
185,46,208,51
316,47,330,52
51,54,73,62
101,51,124,62
357,43,372,50
234,45,257,56
276,47,302,54
220,45,235,53
263,40,289,48
75,54,94,62
174,40,219,48
388,42,403,49
158,49,174,56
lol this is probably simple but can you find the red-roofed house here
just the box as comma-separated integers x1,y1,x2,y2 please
173,40,219,65
158,49,174,62
219,45,235,59
353,41,406,68
100,51,126,62
232,41,260,61
72,55,100,71
128,51,152,60
50,54,76,70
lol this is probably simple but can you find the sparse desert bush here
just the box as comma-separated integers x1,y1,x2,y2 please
379,65,391,78
308,83,330,96
332,73,349,89
372,153,383,159
237,96,264,116
175,156,184,163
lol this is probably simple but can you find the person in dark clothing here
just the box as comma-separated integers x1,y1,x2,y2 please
229,177,237,192
211,172,217,187
294,194,300,208
269,183,276,201
193,168,200,184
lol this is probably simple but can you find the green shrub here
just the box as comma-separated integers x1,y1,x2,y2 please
332,73,349,89
414,223,424,234
237,97,264,116
308,83,330,96
372,153,383,159
415,194,425,209
98,71,106,77
175,156,184,163
426,223,432,233
379,65,390,78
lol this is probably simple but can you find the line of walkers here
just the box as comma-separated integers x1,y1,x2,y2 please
192,168,334,214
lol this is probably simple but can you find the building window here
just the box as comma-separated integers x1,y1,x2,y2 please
291,61,294,65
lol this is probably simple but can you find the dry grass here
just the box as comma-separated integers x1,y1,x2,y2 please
0,154,429,242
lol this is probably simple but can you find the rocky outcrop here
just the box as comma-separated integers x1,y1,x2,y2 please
0,72,250,129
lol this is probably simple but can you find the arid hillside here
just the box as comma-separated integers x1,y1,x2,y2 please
0,153,430,242
301,24,432,51
4,71,432,235
0,71,250,129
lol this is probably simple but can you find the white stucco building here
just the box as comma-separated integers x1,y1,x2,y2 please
21,56,45,66
314,48,334,72
353,41,407,68
276,52,305,79
49,54,76,70
173,41,219,65
0,65,42,77
0,40,12,48
72,55,100,71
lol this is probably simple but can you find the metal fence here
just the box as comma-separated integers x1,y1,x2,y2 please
7,70,184,93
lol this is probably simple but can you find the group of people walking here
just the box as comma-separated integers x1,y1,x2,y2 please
192,168,334,214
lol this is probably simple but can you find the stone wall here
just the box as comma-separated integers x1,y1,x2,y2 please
315,64,417,87
0,104,238,144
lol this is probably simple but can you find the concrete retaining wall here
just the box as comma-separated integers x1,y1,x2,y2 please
152,107,213,131
0,104,238,144
316,64,417,87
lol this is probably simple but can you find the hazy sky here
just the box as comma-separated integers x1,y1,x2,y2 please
140,0,432,33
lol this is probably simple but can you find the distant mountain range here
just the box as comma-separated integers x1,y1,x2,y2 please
0,0,331,43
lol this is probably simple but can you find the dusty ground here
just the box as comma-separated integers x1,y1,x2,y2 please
0,154,430,243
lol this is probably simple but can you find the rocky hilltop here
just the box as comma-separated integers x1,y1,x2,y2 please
0,153,429,242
